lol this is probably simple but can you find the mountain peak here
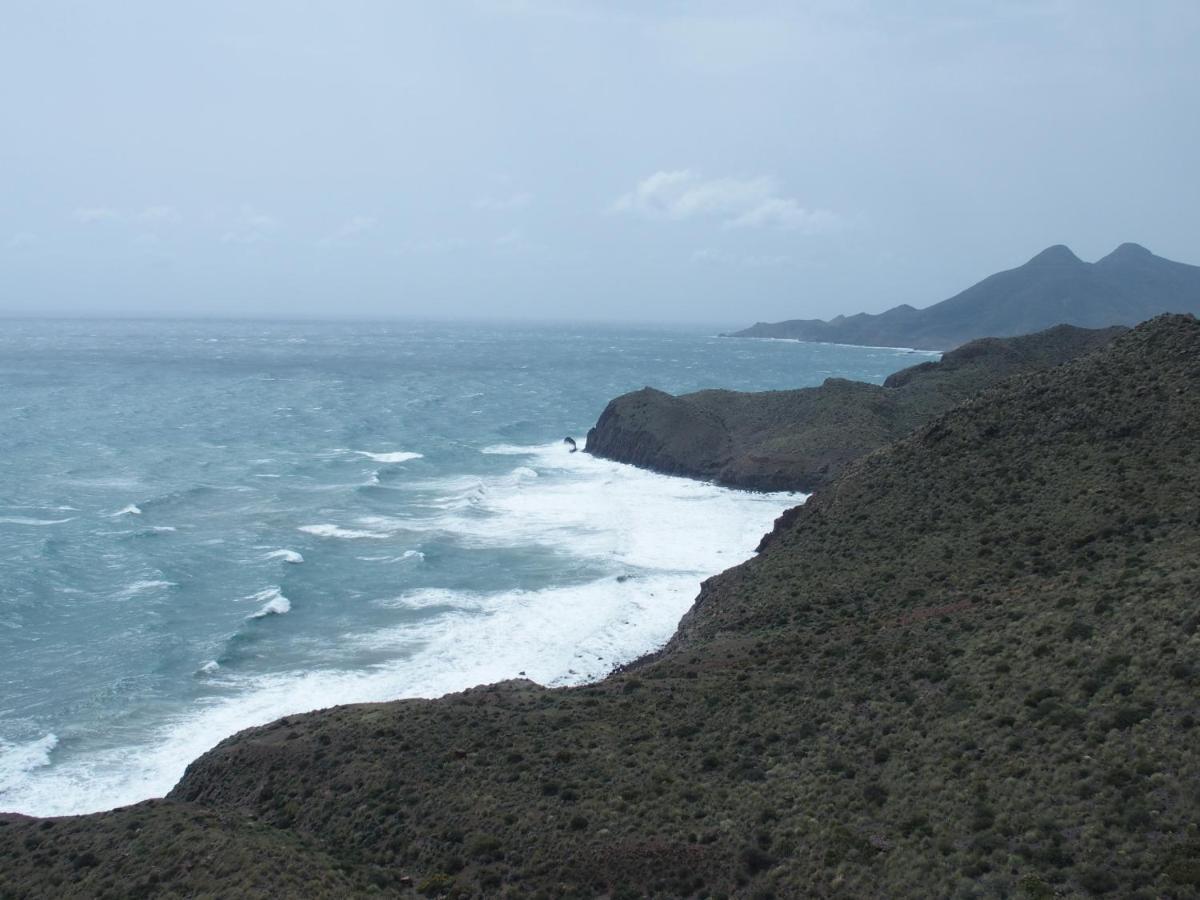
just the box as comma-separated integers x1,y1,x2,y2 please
1026,244,1084,266
1098,242,1154,265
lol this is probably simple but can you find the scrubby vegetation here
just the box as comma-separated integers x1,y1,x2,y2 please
585,323,1124,491
2,315,1198,897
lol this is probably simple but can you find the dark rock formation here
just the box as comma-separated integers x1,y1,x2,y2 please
729,242,1200,349
3,316,1199,898
587,323,1124,492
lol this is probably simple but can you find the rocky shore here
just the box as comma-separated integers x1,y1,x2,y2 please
2,316,1198,898
586,323,1124,492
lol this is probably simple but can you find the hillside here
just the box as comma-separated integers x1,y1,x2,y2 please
586,323,1123,491
2,315,1199,898
728,243,1200,349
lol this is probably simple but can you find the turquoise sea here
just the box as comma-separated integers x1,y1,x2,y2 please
0,319,935,815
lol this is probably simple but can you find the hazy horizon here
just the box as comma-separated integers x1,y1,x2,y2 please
3,1,1197,323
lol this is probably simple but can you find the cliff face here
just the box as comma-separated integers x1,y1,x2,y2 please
3,316,1199,899
586,323,1124,492
729,243,1200,349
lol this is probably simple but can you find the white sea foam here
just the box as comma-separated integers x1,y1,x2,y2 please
264,549,304,564
198,660,220,674
246,587,291,619
117,580,176,599
0,517,75,526
481,443,537,455
356,550,424,563
0,734,58,795
1,445,804,817
351,450,424,463
298,523,390,540
110,504,142,517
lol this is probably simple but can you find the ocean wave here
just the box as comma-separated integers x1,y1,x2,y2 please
110,504,142,517
298,523,390,540
245,587,291,619
1,449,802,817
116,580,177,599
264,549,304,564
349,450,424,463
481,442,540,455
0,734,58,795
355,550,425,564
0,516,75,526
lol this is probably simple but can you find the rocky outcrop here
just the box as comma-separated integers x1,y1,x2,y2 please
3,316,1199,898
587,323,1124,492
729,242,1200,349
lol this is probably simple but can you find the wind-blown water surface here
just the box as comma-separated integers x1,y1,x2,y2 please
0,319,935,814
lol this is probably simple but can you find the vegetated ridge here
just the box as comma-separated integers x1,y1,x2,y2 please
586,323,1123,492
2,315,1199,898
728,243,1200,349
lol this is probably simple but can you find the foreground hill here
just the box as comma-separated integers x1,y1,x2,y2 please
586,323,1123,491
2,315,1199,898
729,243,1200,349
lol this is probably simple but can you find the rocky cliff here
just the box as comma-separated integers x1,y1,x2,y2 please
586,323,1124,492
2,316,1198,898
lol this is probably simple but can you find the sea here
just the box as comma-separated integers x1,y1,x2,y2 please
0,318,936,816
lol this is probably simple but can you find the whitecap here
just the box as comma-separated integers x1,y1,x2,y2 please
110,504,142,517
0,734,58,795
117,580,176,599
245,587,291,619
481,443,536,455
298,524,390,540
0,516,75,526
351,450,423,463
264,549,304,564
355,550,424,564
0,452,804,817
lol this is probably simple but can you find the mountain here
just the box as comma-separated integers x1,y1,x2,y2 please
586,323,1124,491
3,314,1198,898
728,243,1200,349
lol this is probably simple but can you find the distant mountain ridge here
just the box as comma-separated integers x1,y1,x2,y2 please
728,243,1200,349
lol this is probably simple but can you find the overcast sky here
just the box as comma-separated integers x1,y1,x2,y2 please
2,1,1197,324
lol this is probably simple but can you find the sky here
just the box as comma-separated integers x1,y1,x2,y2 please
1,1,1198,324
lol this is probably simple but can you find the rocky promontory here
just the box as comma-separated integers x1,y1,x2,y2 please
2,316,1199,898
586,323,1124,492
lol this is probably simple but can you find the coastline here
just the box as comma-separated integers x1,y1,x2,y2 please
2,317,1197,898
719,333,946,355
0,448,801,819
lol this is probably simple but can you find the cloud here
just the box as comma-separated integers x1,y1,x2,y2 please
71,205,181,227
611,170,836,232
137,205,181,224
318,215,378,247
6,232,37,250
220,205,279,244
395,237,468,255
474,191,533,211
71,207,122,224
